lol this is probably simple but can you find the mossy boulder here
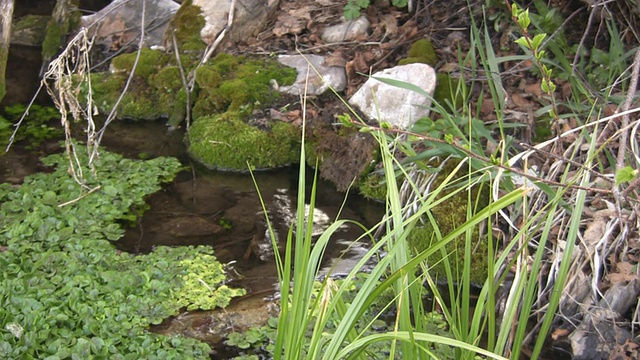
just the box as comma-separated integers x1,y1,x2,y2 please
166,0,207,53
188,112,300,171
90,50,296,124
89,49,186,121
398,39,438,67
192,53,296,119
110,48,171,79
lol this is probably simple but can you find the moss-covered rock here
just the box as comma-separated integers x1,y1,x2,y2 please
398,39,438,67
110,48,171,79
188,112,300,171
166,0,207,53
192,53,296,119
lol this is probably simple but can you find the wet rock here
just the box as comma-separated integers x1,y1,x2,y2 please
11,15,49,46
194,0,279,44
569,280,640,360
174,179,237,215
275,54,346,95
158,216,224,238
320,16,370,43
348,63,437,130
81,0,179,51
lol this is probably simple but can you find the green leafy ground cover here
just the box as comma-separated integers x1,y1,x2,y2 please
0,146,244,359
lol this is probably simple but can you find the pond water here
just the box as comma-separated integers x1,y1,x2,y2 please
6,116,384,355
105,120,386,354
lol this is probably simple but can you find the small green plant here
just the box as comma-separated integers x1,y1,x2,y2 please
219,217,234,230
0,104,63,153
344,0,408,20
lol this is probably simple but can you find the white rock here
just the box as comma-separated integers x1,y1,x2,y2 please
194,0,279,44
275,54,346,96
348,64,437,130
320,16,370,43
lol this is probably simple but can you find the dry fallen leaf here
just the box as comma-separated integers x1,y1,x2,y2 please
551,328,571,341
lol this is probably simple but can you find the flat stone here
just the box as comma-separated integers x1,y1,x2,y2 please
275,54,346,95
348,63,436,130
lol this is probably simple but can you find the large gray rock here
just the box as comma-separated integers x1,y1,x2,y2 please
81,0,179,50
348,63,436,130
275,54,346,96
194,0,279,44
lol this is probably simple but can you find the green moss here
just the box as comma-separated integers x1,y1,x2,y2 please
398,39,438,67
0,48,6,101
405,161,491,285
150,66,189,125
358,172,387,201
434,73,464,109
169,0,207,52
188,112,300,170
41,1,81,59
192,53,296,119
14,14,49,31
42,21,64,59
110,48,170,80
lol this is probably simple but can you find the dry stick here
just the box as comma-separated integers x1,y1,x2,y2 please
571,0,598,76
519,143,613,184
614,47,640,209
187,0,237,93
92,0,147,162
171,30,191,133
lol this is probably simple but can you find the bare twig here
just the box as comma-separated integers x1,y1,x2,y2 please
58,185,102,207
172,29,191,133
613,47,640,206
199,0,237,66
186,0,237,94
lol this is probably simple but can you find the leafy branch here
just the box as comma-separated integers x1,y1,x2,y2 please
506,1,561,132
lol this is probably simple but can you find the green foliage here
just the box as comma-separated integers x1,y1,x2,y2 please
358,172,387,201
398,39,438,67
188,112,300,171
616,166,638,186
0,104,63,153
227,274,456,359
344,0,408,20
0,145,244,358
